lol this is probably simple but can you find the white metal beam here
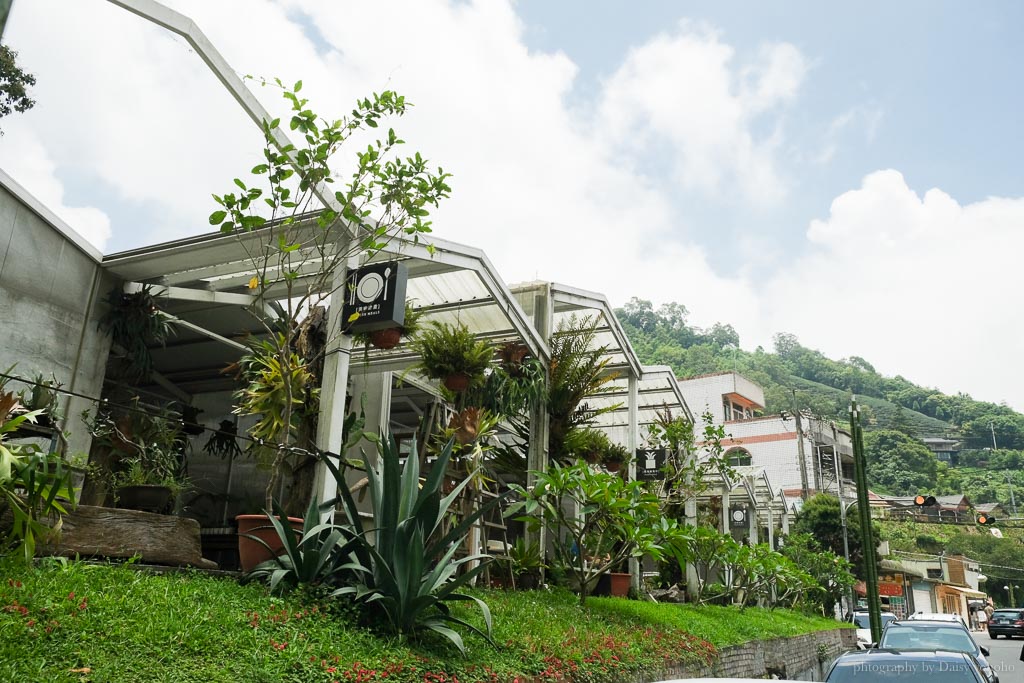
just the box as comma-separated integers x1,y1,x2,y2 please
126,281,257,307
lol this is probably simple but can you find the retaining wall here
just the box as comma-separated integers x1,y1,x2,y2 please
647,627,855,681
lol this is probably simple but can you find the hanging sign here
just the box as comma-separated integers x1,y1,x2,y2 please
636,448,667,481
341,261,408,332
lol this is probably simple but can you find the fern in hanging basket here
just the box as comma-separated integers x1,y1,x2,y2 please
352,301,423,350
408,321,494,391
97,285,174,380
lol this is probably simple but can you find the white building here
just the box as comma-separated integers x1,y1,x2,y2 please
677,371,856,507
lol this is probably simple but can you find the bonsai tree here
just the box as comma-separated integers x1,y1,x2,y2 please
210,80,451,514
509,461,667,605
408,321,494,392
81,398,188,510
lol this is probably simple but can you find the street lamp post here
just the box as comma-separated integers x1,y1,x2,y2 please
1006,584,1018,607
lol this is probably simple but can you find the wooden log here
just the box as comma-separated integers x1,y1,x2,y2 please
40,504,217,569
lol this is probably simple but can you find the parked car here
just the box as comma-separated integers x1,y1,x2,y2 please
877,620,997,683
825,649,987,682
907,611,970,628
987,608,1024,639
846,610,898,649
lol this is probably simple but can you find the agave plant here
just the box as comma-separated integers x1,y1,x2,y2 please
244,496,360,594
323,436,505,654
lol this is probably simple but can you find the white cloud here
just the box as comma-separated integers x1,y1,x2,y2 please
751,169,1024,410
596,23,806,204
0,126,112,250
7,1,1016,414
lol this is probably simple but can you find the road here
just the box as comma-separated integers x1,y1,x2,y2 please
976,631,1023,682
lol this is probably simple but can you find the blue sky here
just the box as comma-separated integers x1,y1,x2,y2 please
3,0,1023,411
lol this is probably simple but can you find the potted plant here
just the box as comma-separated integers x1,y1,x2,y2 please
97,284,174,381
82,399,188,513
507,537,545,590
602,443,630,473
353,300,423,350
15,372,63,429
564,427,611,465
408,321,494,392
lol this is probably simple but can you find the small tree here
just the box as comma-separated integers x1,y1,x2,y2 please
210,80,451,513
509,461,667,605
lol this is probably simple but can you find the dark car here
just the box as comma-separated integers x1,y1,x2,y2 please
987,608,1024,639
877,620,996,683
825,648,987,682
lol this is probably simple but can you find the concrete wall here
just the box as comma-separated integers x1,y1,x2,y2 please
645,627,853,681
0,174,112,463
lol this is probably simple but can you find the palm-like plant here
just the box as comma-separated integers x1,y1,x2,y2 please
547,315,620,464
323,436,505,654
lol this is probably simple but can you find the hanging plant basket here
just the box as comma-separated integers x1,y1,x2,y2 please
605,460,623,473
370,327,403,350
444,372,472,392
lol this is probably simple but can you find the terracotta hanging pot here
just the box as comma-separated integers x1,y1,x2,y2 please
443,372,471,392
370,327,402,350
605,460,623,473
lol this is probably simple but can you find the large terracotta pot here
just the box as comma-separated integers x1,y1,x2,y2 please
236,514,303,573
608,571,631,597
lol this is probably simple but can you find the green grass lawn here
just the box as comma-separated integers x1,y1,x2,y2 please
0,559,844,683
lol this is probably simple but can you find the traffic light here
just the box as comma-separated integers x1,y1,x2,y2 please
978,514,997,525
914,494,937,507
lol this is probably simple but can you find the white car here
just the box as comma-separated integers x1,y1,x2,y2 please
907,611,970,629
847,610,898,648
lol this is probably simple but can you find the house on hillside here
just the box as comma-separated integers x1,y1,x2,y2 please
875,494,973,524
677,371,856,509
923,437,961,464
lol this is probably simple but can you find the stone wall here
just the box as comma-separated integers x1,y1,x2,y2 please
643,628,855,681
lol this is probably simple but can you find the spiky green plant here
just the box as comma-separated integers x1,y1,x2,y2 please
323,436,504,654
244,497,360,594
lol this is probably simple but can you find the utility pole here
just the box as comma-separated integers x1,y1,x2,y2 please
990,422,999,450
793,389,810,500
850,397,882,642
1007,472,1018,515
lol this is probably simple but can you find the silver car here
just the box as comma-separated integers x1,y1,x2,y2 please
877,619,997,683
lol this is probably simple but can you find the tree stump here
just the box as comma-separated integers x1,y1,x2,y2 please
39,504,217,569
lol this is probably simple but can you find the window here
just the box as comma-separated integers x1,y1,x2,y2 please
726,448,751,467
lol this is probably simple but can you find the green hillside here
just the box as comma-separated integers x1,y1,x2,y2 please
615,298,1024,507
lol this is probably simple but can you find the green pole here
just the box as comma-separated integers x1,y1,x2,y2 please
850,398,882,642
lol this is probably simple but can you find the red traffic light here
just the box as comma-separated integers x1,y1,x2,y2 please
978,514,997,525
914,495,937,507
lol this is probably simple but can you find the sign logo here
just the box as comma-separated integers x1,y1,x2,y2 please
342,261,408,332
636,448,666,481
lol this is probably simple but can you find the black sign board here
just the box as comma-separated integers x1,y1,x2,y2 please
341,261,408,332
636,448,667,481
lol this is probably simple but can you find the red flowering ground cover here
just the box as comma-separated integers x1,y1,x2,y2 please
0,560,837,683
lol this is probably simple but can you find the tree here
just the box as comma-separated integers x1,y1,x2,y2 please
791,493,879,580
212,80,451,514
863,430,937,494
0,45,35,134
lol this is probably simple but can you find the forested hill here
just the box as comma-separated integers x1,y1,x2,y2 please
614,298,1024,449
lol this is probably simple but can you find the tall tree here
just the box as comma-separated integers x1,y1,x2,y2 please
791,493,879,580
0,45,35,134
